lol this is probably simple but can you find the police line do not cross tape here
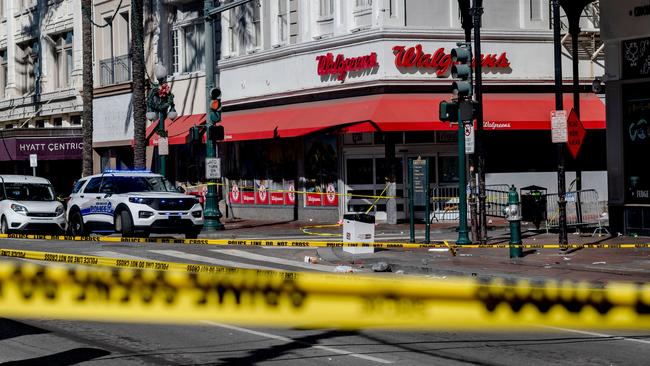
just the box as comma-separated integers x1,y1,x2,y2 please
0,232,649,249
0,260,650,330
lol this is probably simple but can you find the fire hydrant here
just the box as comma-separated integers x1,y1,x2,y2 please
504,185,522,258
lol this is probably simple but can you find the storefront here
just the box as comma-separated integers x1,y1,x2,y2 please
601,0,650,234
0,133,83,195
150,36,606,223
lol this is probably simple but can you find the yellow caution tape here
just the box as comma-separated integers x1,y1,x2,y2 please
2,232,649,249
0,261,650,329
0,248,244,275
0,233,447,248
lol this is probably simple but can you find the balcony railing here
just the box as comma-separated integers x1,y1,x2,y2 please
99,54,132,86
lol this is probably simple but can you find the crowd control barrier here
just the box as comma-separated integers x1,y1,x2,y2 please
545,189,603,231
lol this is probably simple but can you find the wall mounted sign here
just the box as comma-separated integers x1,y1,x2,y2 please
392,44,510,77
316,52,379,81
622,37,650,80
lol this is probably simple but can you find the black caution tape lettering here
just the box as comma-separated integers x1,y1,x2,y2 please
121,238,142,243
0,250,26,258
475,281,618,315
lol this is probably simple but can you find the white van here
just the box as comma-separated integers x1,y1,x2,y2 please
0,175,66,234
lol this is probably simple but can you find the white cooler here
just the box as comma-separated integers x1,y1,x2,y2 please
342,213,375,254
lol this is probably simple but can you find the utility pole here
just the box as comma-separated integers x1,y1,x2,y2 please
551,0,568,246
81,0,93,176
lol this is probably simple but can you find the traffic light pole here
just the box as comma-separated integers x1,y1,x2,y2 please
457,108,471,245
157,110,167,177
204,0,224,231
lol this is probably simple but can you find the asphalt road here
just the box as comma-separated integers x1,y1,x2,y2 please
1,237,649,365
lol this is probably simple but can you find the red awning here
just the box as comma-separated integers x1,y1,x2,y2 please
145,93,605,145
220,93,605,141
147,114,205,146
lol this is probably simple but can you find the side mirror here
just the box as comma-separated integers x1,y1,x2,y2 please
176,186,186,193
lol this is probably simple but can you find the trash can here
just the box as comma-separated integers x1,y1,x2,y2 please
520,185,547,229
343,213,375,254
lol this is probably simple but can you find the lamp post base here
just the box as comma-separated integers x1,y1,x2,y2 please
203,218,225,231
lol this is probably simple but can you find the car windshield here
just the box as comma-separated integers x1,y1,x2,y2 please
109,176,176,194
5,183,56,201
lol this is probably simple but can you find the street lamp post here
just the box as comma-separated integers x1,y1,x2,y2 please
146,64,178,177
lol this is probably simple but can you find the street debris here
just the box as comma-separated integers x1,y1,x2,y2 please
395,270,405,275
334,265,354,273
428,248,449,252
459,254,473,257
563,257,571,261
371,262,391,272
304,256,319,264
592,261,607,265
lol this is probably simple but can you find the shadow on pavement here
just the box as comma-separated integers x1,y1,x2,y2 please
0,319,49,342
1,347,110,366
215,330,357,365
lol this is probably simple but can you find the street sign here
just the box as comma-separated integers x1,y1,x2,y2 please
205,157,221,179
29,154,37,168
464,123,475,154
412,158,428,206
566,108,586,159
551,110,568,143
158,137,169,156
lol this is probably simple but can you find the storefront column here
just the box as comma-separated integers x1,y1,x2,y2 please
296,138,306,220
385,134,397,224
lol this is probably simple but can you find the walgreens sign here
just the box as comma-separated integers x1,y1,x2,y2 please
392,44,511,77
316,52,379,81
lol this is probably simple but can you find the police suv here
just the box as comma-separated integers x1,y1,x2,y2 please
66,170,203,238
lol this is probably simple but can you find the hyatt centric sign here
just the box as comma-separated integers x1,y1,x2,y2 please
0,137,83,161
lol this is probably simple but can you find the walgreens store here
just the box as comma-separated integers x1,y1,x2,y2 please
164,36,606,223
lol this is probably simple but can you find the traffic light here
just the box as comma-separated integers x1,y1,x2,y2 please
208,87,224,142
187,125,201,144
208,87,222,124
439,100,458,122
450,43,473,99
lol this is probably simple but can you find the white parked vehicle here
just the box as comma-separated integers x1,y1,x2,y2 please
66,170,204,238
0,175,66,234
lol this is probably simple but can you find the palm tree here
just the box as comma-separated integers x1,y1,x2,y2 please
131,0,146,169
81,0,93,176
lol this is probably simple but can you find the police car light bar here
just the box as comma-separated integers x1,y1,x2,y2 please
102,169,153,174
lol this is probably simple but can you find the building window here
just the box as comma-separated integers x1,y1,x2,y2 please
0,50,6,99
172,30,179,74
18,42,36,95
319,0,334,18
172,22,205,73
252,3,261,48
355,0,372,10
35,120,45,128
277,0,288,44
5,124,13,129
71,115,81,125
53,117,62,126
51,31,73,90
228,9,237,55
530,0,543,20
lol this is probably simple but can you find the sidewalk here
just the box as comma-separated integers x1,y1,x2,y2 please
200,219,650,283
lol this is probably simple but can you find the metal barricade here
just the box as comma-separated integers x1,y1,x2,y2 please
485,188,509,218
545,189,602,230
430,186,460,222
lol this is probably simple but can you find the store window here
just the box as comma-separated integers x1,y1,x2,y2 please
438,156,459,184
71,115,81,125
304,134,338,193
355,0,372,11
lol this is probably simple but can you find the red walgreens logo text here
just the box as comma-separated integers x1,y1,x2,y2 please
316,52,379,81
392,44,510,77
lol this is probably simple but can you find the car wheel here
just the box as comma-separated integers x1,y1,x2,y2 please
185,229,201,239
116,210,135,237
1,217,10,234
69,211,87,236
